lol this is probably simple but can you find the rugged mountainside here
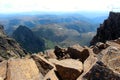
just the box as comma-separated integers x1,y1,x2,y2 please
0,25,27,61
91,12,120,45
0,12,120,80
12,25,45,53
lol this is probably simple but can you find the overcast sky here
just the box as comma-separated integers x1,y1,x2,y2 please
0,0,120,13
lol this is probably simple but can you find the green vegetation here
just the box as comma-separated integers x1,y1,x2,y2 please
44,39,55,49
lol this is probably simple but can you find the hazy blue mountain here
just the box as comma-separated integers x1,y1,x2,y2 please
0,12,107,31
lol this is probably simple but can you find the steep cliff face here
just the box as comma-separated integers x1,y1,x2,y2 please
90,12,120,45
0,25,27,61
12,25,45,53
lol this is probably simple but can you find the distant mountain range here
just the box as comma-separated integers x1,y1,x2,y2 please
0,12,108,51
0,12,108,32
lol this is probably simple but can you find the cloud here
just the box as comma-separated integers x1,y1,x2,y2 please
0,0,120,13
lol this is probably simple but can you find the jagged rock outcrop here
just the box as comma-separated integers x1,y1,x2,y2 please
85,39,120,80
49,59,83,80
12,25,45,53
91,12,120,45
53,44,90,61
0,25,27,60
0,40,119,80
50,41,120,80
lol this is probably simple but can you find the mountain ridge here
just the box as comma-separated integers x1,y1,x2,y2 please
12,25,45,53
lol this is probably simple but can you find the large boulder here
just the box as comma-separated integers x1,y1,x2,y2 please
6,58,42,80
67,45,89,63
53,45,87,60
50,59,83,80
0,61,7,80
31,54,54,76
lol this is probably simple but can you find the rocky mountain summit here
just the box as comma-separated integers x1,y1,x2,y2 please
0,11,120,80
91,12,120,45
0,39,120,80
